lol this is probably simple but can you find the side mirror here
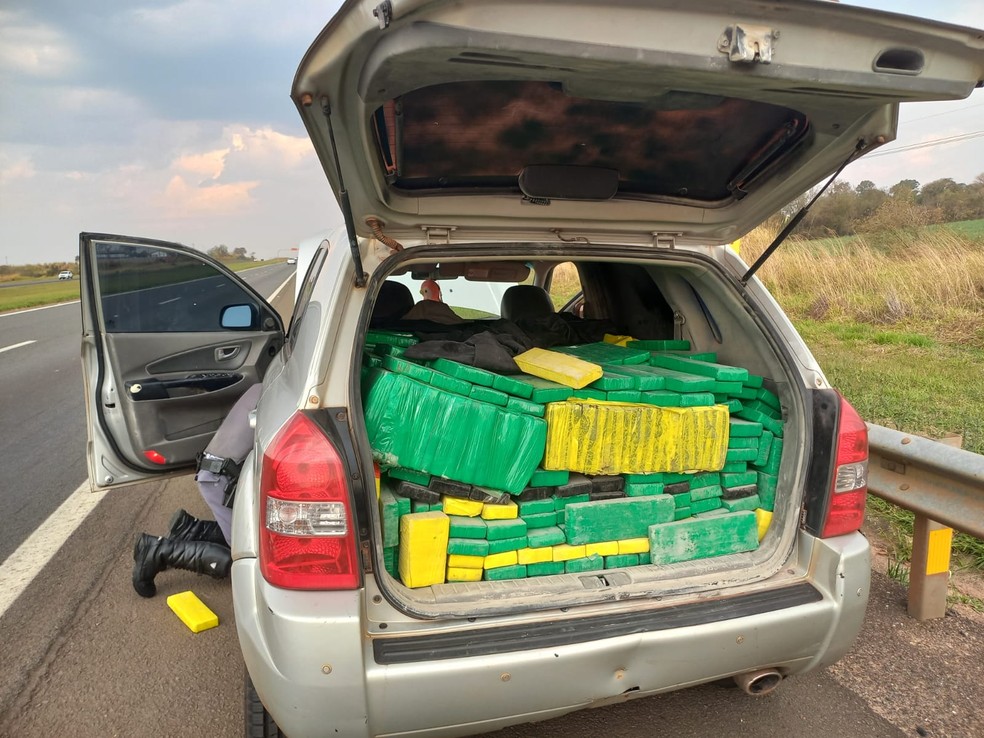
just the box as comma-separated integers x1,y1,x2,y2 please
221,304,258,330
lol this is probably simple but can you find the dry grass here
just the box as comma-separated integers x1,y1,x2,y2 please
742,222,984,347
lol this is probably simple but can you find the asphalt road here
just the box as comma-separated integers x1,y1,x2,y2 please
0,263,294,565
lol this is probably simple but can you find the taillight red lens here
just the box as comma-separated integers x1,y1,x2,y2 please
821,395,868,538
259,413,360,590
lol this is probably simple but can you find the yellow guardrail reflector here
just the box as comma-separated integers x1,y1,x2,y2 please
925,527,953,575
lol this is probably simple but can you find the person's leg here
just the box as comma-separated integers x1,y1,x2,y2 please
131,534,232,598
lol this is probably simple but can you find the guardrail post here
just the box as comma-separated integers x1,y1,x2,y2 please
906,434,960,621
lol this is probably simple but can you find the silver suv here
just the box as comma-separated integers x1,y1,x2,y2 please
79,2,984,736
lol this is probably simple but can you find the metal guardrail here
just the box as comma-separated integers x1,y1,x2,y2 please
867,423,984,540
865,423,984,619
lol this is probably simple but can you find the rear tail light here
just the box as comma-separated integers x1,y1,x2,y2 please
259,413,360,590
820,395,868,538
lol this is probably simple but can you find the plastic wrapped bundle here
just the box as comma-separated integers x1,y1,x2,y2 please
364,369,547,493
543,398,729,474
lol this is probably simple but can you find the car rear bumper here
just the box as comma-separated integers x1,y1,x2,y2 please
234,532,869,738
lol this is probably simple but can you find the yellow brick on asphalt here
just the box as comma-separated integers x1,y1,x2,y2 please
166,591,218,633
585,541,619,557
398,512,450,588
443,496,485,517
618,537,650,555
552,544,587,562
517,547,553,565
484,551,519,569
481,500,519,520
446,566,483,582
447,554,485,570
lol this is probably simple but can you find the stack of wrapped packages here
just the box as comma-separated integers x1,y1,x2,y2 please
362,333,783,588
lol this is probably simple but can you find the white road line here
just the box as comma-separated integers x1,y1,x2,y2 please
0,480,107,619
158,297,181,305
0,300,80,318
0,340,37,354
0,275,292,616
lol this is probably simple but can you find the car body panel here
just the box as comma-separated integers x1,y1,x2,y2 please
79,233,284,489
293,0,984,243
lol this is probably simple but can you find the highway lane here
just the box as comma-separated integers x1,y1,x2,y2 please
0,263,294,565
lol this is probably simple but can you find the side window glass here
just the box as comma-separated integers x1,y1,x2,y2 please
286,242,329,356
94,241,262,333
549,262,583,313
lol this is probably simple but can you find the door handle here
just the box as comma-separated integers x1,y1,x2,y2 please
215,345,241,362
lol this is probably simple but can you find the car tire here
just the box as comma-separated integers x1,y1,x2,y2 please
245,671,285,738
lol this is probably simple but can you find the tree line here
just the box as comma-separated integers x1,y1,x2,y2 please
784,173,984,239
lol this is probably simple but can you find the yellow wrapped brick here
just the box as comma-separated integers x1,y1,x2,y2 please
755,508,773,542
447,566,483,582
485,551,519,569
603,334,635,347
517,547,553,565
443,496,485,517
166,591,218,633
398,512,450,588
447,554,485,570
514,348,603,389
585,541,619,557
618,537,650,555
481,500,519,520
552,544,587,562
544,399,729,474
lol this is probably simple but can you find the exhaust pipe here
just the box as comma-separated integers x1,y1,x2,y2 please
733,669,782,696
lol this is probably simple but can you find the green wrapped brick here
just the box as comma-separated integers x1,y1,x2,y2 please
648,510,758,565
589,372,635,391
528,560,565,576
428,370,472,397
605,553,640,568
379,488,402,548
363,352,383,369
625,482,665,497
382,355,433,383
448,538,490,556
492,373,535,399
522,511,559,529
486,536,528,554
729,418,763,437
412,500,443,513
730,385,759,401
669,491,692,507
713,381,743,395
484,564,527,580
564,495,674,545
601,364,666,391
676,392,716,407
506,397,544,417
517,497,556,516
650,354,749,382
642,367,715,392
623,472,667,484
673,506,692,521
688,472,720,488
690,496,723,514
721,495,761,512
469,384,509,406
606,390,642,403
527,526,566,548
511,375,574,403
554,493,590,510
756,388,781,412
736,407,783,437
743,374,765,389
430,358,495,387
448,516,487,539
754,431,774,468
757,472,778,511
365,330,418,347
721,461,748,473
626,339,690,351
566,555,605,573
553,342,651,366
689,484,723,502
365,370,547,493
530,468,569,488
756,436,783,475
726,447,758,463
728,436,760,450
388,466,431,486
722,470,758,488
572,388,607,401
715,398,743,413
373,343,407,357
696,508,728,518
638,391,683,407
383,546,398,577
484,518,528,541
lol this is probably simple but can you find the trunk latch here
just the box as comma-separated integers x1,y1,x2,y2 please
421,225,457,244
718,25,777,64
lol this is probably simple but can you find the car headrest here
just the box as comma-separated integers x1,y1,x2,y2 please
371,280,415,324
500,285,555,321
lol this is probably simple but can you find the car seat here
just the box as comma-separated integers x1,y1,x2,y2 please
500,285,555,321
371,280,415,325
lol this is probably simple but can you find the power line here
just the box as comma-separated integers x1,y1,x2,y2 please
905,101,984,124
865,130,984,158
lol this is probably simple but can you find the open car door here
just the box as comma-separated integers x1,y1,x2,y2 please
80,233,285,489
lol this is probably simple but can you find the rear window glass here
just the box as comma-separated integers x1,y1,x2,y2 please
372,80,808,201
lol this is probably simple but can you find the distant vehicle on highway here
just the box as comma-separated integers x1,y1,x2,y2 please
286,257,297,265
58,271,73,280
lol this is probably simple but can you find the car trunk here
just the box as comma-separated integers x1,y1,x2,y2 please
357,243,813,618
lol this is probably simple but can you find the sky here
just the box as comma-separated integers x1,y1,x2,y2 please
1,1,982,265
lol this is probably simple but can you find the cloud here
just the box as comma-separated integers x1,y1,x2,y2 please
0,11,76,78
0,156,36,182
163,174,258,214
174,148,230,181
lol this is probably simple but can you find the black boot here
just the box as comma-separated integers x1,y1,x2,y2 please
132,533,232,598
168,508,227,546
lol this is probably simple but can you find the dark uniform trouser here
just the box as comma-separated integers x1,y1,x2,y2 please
196,383,262,543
